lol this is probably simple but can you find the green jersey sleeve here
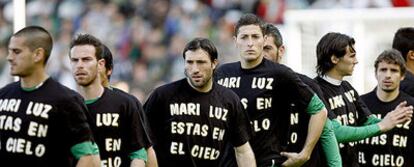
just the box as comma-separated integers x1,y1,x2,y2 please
331,119,381,143
70,141,100,159
306,94,326,115
363,115,382,125
320,119,342,167
129,148,148,162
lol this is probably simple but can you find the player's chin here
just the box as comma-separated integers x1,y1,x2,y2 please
75,79,90,86
192,81,205,88
10,70,24,76
10,71,19,76
243,55,259,61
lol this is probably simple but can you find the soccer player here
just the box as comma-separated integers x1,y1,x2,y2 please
99,44,158,167
315,32,413,167
262,23,341,167
0,26,100,166
144,38,255,167
69,34,150,167
358,49,414,167
215,13,328,167
392,27,414,97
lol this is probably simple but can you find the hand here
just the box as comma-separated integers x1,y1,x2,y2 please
280,151,310,167
378,101,413,132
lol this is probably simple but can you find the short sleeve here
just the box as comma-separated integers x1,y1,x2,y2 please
229,95,253,147
279,68,315,113
143,89,161,144
62,95,95,147
127,98,152,153
351,86,372,125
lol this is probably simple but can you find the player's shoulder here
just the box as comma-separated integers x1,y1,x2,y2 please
110,87,136,100
45,78,82,100
106,87,142,106
404,71,414,81
218,61,239,68
297,73,321,89
216,61,240,72
399,91,414,104
151,79,183,96
298,73,315,84
212,83,240,100
0,81,19,93
262,59,298,78
360,89,376,100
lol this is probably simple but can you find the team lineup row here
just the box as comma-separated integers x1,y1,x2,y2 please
1,13,413,167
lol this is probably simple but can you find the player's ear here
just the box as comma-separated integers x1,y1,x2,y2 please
212,59,218,70
331,55,339,64
233,35,238,47
408,50,414,61
33,48,45,64
98,58,106,72
278,45,285,59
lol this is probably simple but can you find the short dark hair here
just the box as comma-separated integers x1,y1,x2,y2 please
13,26,53,64
70,34,103,60
234,13,265,37
375,49,406,75
182,38,218,61
102,45,114,80
263,23,283,47
392,27,414,61
316,32,355,76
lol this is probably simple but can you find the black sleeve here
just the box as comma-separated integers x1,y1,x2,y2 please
143,89,161,144
279,67,315,113
135,99,153,148
61,95,95,146
349,84,372,125
229,94,253,147
126,98,151,152
302,75,325,102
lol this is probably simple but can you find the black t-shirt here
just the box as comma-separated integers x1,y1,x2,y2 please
0,78,94,167
111,87,152,149
86,88,150,167
144,79,252,167
400,71,414,97
215,59,315,166
358,89,414,167
286,73,324,167
315,76,372,167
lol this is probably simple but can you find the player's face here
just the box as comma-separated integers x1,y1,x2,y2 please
335,45,358,77
7,36,36,77
184,49,217,92
70,45,102,86
263,36,281,63
376,61,404,93
235,25,266,63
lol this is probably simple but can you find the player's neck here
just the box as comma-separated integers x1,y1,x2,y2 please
78,81,105,100
20,69,49,89
376,88,399,102
326,70,344,81
241,55,263,69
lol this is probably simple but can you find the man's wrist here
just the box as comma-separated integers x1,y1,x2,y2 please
299,150,311,161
